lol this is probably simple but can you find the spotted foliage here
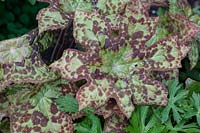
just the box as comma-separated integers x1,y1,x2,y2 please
50,0,196,119
0,32,57,92
10,103,73,133
5,80,74,133
36,0,92,34
1,0,200,133
104,115,128,133
148,0,200,69
36,0,130,34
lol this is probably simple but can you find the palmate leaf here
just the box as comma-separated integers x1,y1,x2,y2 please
36,7,71,34
30,82,60,117
0,33,58,92
50,0,193,118
0,34,32,64
10,102,73,133
161,80,189,124
165,119,200,133
184,93,200,127
74,113,103,133
153,0,200,69
55,94,79,113
36,0,130,34
124,106,162,133
7,80,74,133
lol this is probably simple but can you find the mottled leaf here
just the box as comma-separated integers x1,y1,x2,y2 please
0,35,32,64
104,115,128,133
96,0,129,15
170,14,200,44
36,7,70,34
0,51,57,92
51,1,191,118
7,80,74,133
0,32,58,92
58,0,93,13
95,99,123,119
131,73,168,106
152,69,179,83
10,103,73,133
36,0,94,34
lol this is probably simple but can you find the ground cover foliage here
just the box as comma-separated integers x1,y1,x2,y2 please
0,0,200,133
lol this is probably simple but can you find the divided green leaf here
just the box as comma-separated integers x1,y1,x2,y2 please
56,94,79,113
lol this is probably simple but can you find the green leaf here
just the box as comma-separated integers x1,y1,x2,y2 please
51,1,191,118
30,83,60,117
0,34,32,64
0,118,10,133
9,81,73,133
187,70,200,81
125,106,161,133
188,39,199,69
188,93,200,126
161,80,188,124
165,119,200,133
187,80,200,95
0,33,58,92
193,6,200,15
74,113,103,133
36,7,70,34
0,93,9,113
28,0,36,5
56,94,79,113
169,0,184,14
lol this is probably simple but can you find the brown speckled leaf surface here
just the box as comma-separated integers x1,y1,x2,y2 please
0,33,57,92
51,0,191,118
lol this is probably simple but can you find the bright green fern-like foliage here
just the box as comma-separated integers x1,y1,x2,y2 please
125,81,200,133
161,80,188,124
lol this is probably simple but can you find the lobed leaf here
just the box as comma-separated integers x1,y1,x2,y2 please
161,80,188,124
51,0,192,119
36,7,70,34
56,94,79,113
6,80,75,133
0,33,58,92
10,103,73,133
0,35,32,64
104,115,128,133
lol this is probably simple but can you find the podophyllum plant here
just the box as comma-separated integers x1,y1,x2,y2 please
0,0,200,132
